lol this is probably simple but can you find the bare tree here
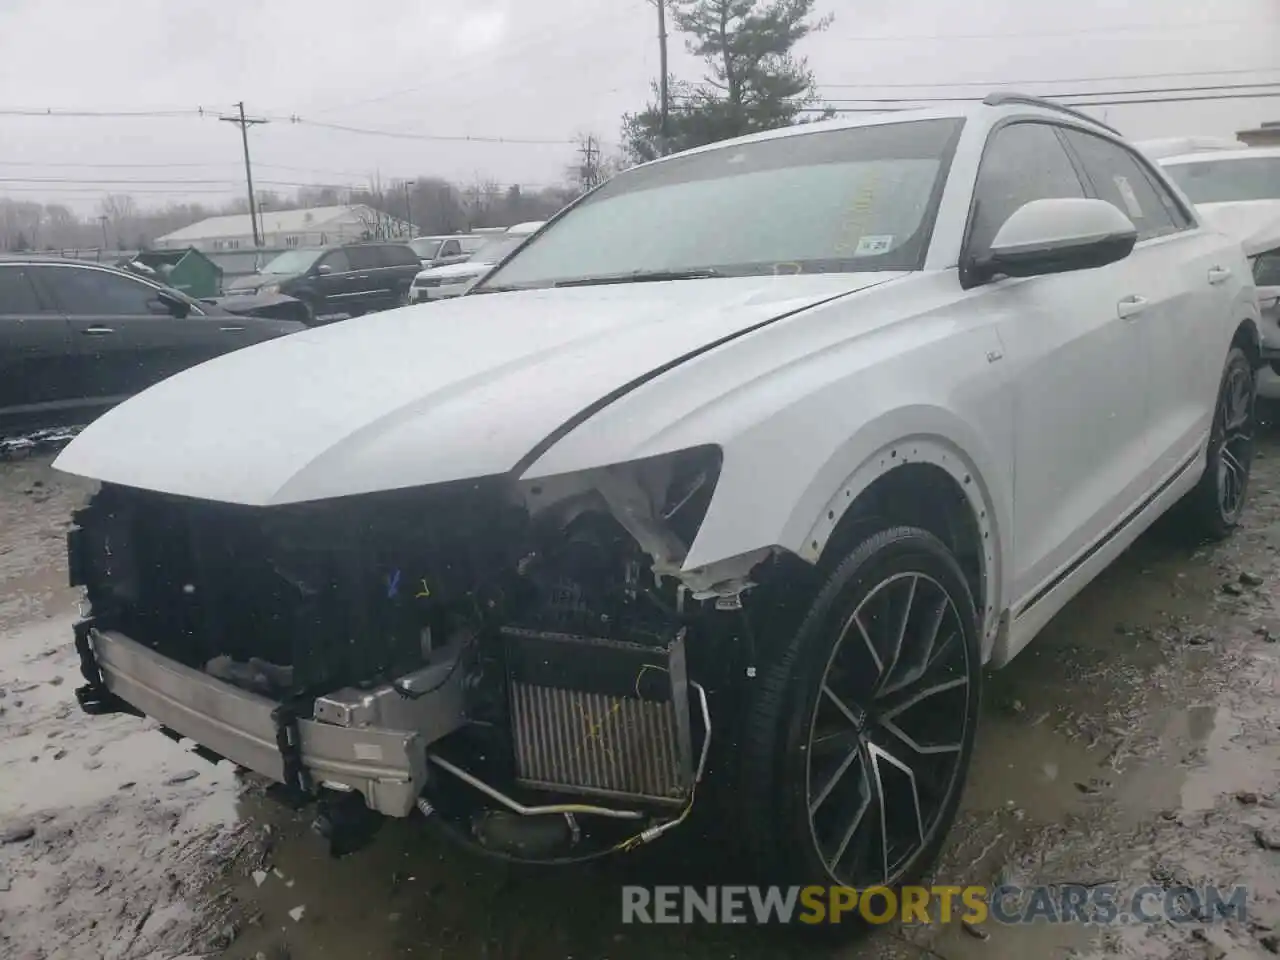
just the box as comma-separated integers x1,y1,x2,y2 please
99,194,139,246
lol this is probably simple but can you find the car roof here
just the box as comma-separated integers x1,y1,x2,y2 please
0,254,133,267
1160,145,1280,165
634,93,1119,168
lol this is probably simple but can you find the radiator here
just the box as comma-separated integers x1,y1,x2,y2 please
502,627,694,806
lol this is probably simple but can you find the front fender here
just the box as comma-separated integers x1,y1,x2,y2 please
684,407,1011,645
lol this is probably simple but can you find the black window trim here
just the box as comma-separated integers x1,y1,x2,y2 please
1055,125,1195,240
959,114,1199,289
958,116,1091,289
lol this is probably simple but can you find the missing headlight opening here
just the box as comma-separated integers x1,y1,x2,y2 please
69,445,770,861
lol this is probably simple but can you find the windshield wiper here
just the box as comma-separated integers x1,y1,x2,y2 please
553,268,724,288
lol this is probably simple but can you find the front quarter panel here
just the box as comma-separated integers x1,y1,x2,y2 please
524,271,1016,638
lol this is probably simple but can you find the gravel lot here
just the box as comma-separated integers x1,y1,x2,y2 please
2,434,1280,960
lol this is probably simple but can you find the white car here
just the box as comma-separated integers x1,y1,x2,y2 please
1159,146,1280,396
54,94,1260,912
408,222,545,303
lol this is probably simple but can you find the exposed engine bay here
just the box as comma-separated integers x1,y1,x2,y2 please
69,446,773,861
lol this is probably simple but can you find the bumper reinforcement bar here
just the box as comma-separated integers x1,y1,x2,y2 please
75,627,428,817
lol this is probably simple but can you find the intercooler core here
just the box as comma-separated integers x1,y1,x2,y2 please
501,627,695,806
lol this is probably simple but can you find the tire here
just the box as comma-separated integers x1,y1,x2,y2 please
740,526,981,919
298,295,320,326
1179,346,1256,541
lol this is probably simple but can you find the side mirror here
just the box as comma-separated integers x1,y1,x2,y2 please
973,197,1137,283
316,263,333,275
154,289,190,319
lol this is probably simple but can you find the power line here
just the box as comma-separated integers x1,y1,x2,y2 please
801,90,1280,113
0,160,379,178
815,81,1280,104
827,17,1259,42
0,107,208,118
279,116,576,145
817,65,1280,90
0,185,243,195
0,178,378,190
0,104,579,148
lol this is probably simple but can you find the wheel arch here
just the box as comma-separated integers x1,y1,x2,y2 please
795,432,1007,658
1232,316,1262,369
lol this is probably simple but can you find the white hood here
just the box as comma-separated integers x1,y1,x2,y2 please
1198,200,1280,257
55,273,901,505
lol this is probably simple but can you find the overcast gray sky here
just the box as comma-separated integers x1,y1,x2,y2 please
1,0,1278,212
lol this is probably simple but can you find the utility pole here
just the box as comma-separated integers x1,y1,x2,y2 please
402,182,413,236
219,102,268,248
656,0,670,155
97,215,109,252
578,135,601,191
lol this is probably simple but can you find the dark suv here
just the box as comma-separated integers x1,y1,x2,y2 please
225,241,423,324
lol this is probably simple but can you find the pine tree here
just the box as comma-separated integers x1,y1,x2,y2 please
622,0,831,163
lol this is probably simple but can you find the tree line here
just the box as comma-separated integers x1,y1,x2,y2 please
0,177,583,254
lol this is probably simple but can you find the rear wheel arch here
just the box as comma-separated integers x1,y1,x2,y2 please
1232,317,1262,369
802,438,1003,658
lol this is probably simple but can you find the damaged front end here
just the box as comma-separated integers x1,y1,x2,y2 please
68,446,770,860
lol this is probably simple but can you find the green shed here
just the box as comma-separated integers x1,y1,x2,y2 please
129,247,224,298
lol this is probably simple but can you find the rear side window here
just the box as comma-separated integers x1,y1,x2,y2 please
37,266,159,315
439,239,462,257
345,246,382,270
378,244,421,267
0,265,50,314
460,237,486,253
968,122,1086,256
1061,129,1181,242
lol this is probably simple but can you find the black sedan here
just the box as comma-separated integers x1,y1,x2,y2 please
0,256,306,436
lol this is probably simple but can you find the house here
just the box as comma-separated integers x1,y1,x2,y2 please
153,204,414,252
1237,122,1280,148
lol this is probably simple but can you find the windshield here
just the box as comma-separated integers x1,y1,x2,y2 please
260,248,324,275
410,238,444,259
479,118,962,291
1163,156,1280,203
469,235,529,263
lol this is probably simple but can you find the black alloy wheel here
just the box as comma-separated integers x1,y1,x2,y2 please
1181,346,1256,540
1215,355,1255,524
742,526,982,901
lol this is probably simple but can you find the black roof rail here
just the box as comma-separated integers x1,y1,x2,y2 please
982,91,1122,136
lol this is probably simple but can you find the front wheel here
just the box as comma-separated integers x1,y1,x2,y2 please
1179,346,1256,541
740,527,981,910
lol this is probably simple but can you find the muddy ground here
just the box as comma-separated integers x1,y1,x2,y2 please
2,434,1280,960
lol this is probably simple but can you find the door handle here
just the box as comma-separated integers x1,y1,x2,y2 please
1117,295,1149,320
219,325,245,332
81,326,115,336
354,275,370,280
1207,266,1233,285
